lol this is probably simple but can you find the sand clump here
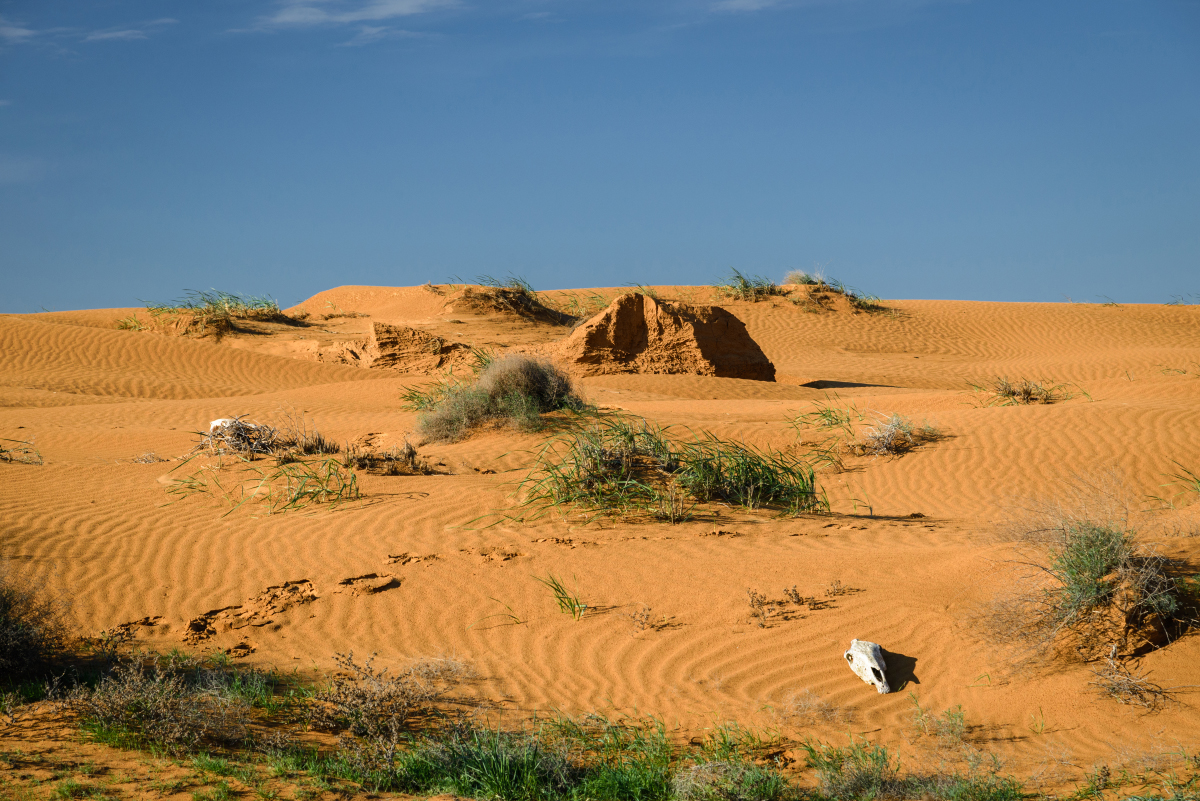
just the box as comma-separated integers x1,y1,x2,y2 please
319,321,472,374
554,292,776,381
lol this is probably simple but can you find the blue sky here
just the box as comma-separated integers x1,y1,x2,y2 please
1,0,1197,312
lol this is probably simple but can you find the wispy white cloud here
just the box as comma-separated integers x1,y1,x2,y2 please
0,100,11,107
337,24,426,45
0,16,38,42
263,0,455,27
710,0,786,11
84,18,177,42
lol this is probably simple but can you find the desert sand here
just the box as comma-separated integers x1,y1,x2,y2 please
2,284,1199,790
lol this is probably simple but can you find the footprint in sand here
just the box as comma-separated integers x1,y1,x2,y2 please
335,573,401,595
184,580,317,643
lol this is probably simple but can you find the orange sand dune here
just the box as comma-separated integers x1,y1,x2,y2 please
2,288,1199,787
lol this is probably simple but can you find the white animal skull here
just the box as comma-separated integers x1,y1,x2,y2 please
209,418,236,433
844,639,890,694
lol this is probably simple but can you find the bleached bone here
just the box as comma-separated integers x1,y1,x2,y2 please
209,418,239,432
844,639,890,694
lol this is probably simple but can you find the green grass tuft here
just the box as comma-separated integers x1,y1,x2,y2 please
715,269,785,302
512,416,826,522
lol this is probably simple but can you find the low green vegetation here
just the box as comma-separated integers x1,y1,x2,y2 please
714,269,786,302
989,516,1192,664
405,353,589,443
513,416,827,522
534,574,589,620
120,290,295,336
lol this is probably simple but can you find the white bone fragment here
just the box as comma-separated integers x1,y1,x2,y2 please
209,418,236,433
844,639,890,694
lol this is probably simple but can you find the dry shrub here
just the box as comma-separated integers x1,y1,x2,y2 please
65,658,253,749
0,437,43,465
344,440,435,475
311,652,473,739
311,653,474,783
849,414,941,456
195,416,284,457
194,414,339,459
1089,657,1174,710
0,560,70,679
974,377,1069,406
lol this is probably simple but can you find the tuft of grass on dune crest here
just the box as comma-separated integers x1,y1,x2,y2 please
122,290,300,337
714,269,786,302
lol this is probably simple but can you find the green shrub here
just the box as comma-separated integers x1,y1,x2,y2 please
989,518,1187,660
415,355,587,443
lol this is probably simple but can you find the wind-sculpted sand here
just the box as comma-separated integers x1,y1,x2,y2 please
2,286,1199,790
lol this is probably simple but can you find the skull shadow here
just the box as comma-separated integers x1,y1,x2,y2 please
882,649,920,692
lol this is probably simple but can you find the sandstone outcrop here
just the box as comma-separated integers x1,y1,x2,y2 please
554,293,775,381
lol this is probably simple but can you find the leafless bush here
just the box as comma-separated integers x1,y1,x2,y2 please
64,658,253,749
849,414,940,456
1089,657,1174,709
343,439,435,475
310,652,473,739
278,413,340,456
194,416,283,457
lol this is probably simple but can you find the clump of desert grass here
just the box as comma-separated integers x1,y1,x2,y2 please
0,436,42,465
0,559,70,681
121,290,301,338
986,484,1195,667
166,455,360,515
406,354,588,443
783,272,888,314
714,269,786,302
971,377,1070,406
511,416,826,523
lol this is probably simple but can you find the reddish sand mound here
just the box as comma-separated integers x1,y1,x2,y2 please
441,286,572,325
555,292,775,381
319,321,471,373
